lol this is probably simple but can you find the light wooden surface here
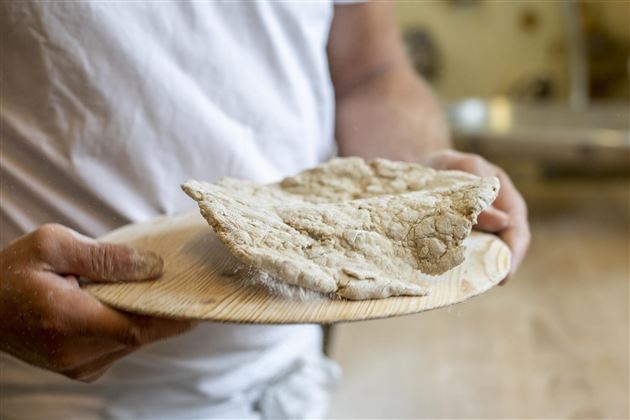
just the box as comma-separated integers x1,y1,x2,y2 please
86,211,510,324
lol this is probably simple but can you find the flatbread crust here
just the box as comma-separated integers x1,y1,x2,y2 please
182,158,499,300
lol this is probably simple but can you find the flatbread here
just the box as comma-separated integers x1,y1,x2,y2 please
182,157,499,300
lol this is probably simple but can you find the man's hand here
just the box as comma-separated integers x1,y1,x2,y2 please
0,224,195,382
328,3,529,277
423,150,531,278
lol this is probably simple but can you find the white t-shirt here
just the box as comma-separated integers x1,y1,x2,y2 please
0,2,342,418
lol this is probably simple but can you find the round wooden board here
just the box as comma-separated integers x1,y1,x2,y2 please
86,211,510,324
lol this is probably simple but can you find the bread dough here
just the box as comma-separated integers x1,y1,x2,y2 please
182,157,499,300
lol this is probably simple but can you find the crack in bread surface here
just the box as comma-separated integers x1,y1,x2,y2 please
182,157,498,300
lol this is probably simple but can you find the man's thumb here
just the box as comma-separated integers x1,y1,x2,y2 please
38,225,164,282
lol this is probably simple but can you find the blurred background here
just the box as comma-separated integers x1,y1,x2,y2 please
329,0,629,418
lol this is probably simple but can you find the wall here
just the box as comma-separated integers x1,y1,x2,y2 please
396,0,629,100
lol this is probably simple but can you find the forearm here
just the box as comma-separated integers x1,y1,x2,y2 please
335,65,451,162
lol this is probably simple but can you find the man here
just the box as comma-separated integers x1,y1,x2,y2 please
0,2,529,418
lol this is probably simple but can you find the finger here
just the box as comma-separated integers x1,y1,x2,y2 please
497,221,530,278
34,224,163,282
421,149,461,169
91,307,196,347
475,207,510,232
483,170,530,279
53,336,126,371
62,346,138,383
492,170,527,216
448,155,525,213
69,291,196,347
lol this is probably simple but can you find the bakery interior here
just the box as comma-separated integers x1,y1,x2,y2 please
328,1,629,418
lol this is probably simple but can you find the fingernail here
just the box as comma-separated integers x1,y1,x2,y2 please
490,207,510,227
136,249,164,279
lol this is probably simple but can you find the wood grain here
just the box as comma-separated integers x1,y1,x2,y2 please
86,211,510,324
